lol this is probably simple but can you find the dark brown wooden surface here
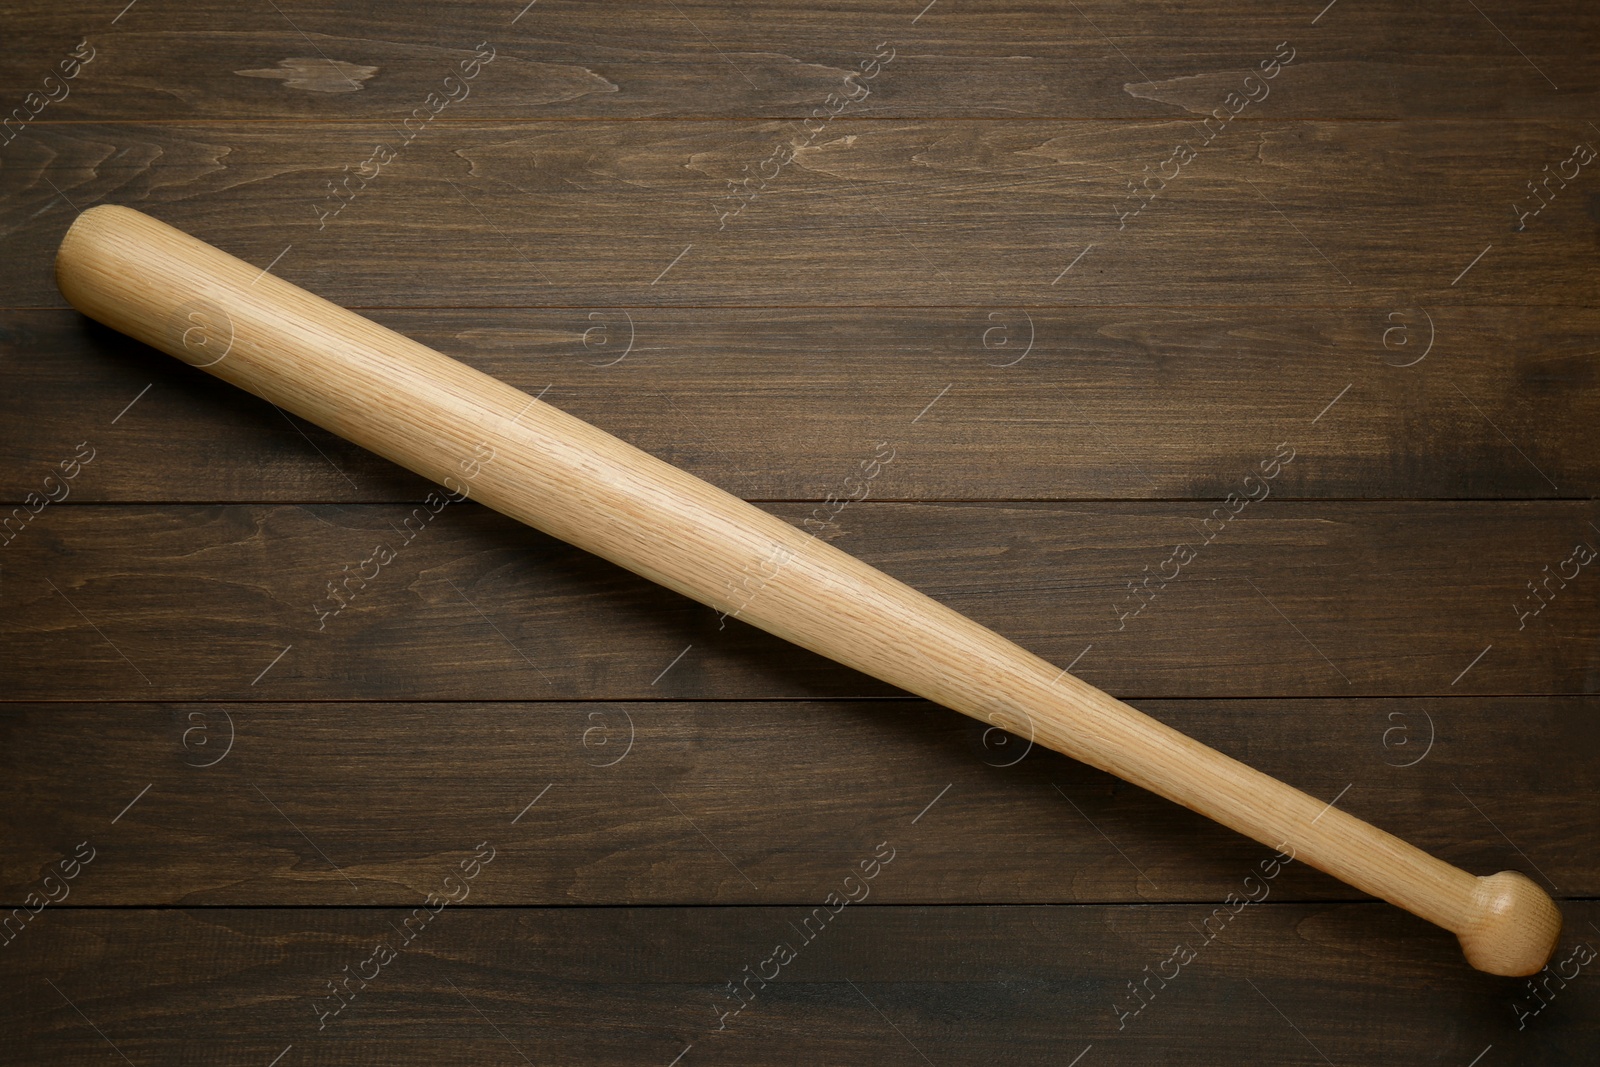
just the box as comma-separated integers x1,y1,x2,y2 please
2,502,1598,700
4,306,1599,502
2,1,1597,1064
2,1,1597,120
6,120,1600,308
3,699,1597,905
8,904,1600,1066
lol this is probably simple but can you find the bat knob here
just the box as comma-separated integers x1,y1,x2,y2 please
1456,871,1562,976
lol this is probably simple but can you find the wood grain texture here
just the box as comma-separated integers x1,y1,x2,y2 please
3,304,1596,503
5,905,1599,1065
4,120,1599,307
2,0,1596,119
2,700,1593,906
2,502,1594,700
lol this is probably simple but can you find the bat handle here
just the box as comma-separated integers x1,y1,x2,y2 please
1008,667,1562,976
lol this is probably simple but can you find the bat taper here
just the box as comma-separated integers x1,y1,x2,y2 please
55,205,1562,976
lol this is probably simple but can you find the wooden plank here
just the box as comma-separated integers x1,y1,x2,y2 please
1,1,1594,120
4,120,1599,307
1,502,1594,700
5,904,1597,1064
0,699,1591,906
2,304,1596,502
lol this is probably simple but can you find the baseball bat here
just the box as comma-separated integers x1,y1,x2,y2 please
55,205,1560,976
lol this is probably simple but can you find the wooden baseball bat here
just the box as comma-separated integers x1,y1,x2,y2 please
55,204,1560,976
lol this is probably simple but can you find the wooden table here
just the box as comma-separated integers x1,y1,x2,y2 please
2,2,1597,1063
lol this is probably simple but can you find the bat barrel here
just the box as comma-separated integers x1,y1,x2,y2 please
55,205,1561,976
